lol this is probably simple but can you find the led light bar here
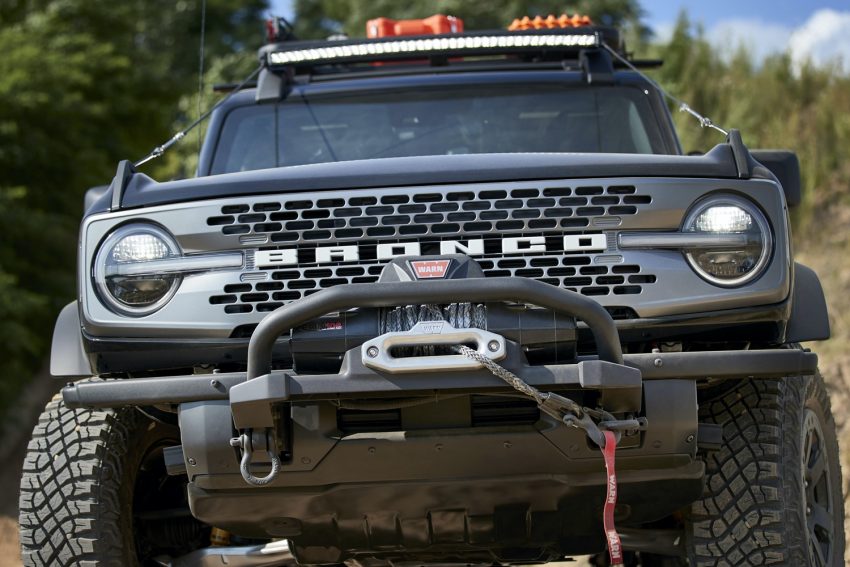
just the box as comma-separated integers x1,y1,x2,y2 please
266,32,599,67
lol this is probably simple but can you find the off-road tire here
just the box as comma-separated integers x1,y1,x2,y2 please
18,386,177,566
687,373,844,566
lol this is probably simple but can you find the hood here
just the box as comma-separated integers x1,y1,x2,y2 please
112,144,750,211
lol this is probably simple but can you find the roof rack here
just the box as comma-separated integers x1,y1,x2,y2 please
252,16,650,101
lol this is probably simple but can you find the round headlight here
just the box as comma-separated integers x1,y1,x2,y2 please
94,224,182,316
682,196,772,286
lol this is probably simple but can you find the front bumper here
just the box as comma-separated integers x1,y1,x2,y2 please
61,278,817,559
63,346,818,409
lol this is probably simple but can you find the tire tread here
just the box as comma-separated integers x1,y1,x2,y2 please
18,386,141,567
689,374,843,566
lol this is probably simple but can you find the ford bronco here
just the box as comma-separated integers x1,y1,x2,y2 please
20,14,844,567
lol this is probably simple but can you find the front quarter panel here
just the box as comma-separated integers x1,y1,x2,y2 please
50,302,93,377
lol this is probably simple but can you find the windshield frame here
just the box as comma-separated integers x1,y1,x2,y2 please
198,70,682,177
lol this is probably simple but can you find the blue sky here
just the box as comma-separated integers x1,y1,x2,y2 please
268,1,850,72
641,0,849,30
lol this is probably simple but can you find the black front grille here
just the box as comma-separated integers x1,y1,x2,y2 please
210,254,657,314
206,185,651,243
206,184,658,315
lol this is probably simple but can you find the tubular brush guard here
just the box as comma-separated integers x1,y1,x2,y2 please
231,277,637,486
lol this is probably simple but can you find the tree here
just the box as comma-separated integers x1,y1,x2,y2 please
293,0,649,45
0,0,268,413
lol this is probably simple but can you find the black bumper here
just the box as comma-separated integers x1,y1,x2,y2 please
178,379,705,557
62,347,819,409
60,278,819,558
64,278,817,456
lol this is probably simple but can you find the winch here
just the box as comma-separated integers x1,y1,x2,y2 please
289,256,577,373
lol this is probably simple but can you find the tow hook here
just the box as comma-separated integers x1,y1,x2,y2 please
230,429,281,486
600,417,649,435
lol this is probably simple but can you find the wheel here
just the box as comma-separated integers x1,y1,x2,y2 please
18,385,206,566
686,373,844,566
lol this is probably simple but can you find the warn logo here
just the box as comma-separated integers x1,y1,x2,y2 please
410,259,451,279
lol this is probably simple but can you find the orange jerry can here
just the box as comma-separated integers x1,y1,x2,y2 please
366,14,464,38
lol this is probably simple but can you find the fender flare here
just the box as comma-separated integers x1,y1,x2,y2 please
50,302,93,377
786,263,830,343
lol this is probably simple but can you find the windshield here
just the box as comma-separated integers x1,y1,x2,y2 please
211,84,668,174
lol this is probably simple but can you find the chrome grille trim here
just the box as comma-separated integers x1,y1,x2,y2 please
210,248,657,314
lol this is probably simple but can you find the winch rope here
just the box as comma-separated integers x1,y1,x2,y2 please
455,345,550,407
454,344,626,566
380,303,487,357
380,303,486,334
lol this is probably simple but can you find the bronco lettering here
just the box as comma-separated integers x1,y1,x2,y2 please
254,236,607,268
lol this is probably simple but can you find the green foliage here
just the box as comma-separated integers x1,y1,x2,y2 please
292,0,648,43
0,191,48,408
159,52,265,180
644,13,850,225
0,0,267,415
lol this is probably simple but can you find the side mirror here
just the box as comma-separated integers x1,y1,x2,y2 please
751,150,802,207
84,185,109,213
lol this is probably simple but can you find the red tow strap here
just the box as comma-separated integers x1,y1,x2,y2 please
601,430,624,567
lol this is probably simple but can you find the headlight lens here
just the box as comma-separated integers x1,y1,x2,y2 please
94,224,182,316
683,196,772,286
691,206,753,233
